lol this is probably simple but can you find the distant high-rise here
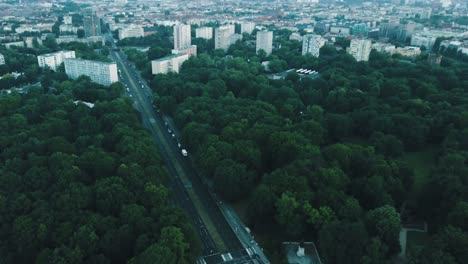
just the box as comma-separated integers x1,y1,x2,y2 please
64,58,118,86
302,34,325,57
256,31,273,55
37,50,76,71
241,22,255,34
0,53,5,65
215,26,233,51
174,24,191,50
83,14,101,37
347,39,372,62
195,27,213,40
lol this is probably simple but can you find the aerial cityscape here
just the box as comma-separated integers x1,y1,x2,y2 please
0,0,467,263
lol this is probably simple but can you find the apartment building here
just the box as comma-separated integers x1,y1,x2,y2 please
37,50,76,71
64,58,118,86
302,34,325,57
256,31,273,55
118,26,144,40
347,39,372,62
195,27,213,39
151,54,189,74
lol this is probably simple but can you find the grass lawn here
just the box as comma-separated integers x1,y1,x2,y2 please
401,146,437,193
406,231,429,256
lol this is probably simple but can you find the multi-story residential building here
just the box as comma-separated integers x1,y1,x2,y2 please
388,46,421,57
0,53,5,65
172,45,197,57
347,39,372,62
37,50,76,71
64,58,118,86
174,24,191,50
118,26,144,40
215,26,233,51
256,31,273,55
83,14,101,37
302,34,325,57
226,24,235,35
411,33,438,50
3,41,25,49
241,22,255,34
63,15,72,25
151,54,189,74
195,27,213,40
60,24,81,34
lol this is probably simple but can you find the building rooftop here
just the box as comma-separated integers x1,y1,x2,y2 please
65,58,116,66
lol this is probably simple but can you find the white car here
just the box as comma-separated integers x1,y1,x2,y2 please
181,149,188,157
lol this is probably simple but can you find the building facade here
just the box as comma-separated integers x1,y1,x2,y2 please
215,26,233,51
83,14,101,37
172,45,197,57
64,58,118,86
256,31,273,55
0,53,5,65
37,50,76,71
347,39,372,61
118,26,144,40
411,33,438,50
174,24,191,50
195,27,213,40
151,54,189,74
241,22,255,34
302,34,325,57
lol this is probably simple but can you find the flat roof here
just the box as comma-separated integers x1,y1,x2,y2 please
65,58,116,65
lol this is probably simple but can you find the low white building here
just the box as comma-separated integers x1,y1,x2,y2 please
3,41,25,49
151,54,189,74
37,50,76,71
172,45,197,57
119,26,144,40
64,58,118,86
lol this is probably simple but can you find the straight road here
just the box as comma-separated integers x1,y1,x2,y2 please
110,50,244,256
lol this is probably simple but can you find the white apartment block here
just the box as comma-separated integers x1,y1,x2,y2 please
256,31,273,55
64,59,118,86
215,26,233,51
226,24,235,35
151,54,189,74
195,27,213,40
63,15,73,25
241,22,255,34
37,50,76,71
411,33,438,50
174,24,191,49
347,39,372,62
302,34,325,57
172,45,197,57
118,26,144,40
0,53,5,65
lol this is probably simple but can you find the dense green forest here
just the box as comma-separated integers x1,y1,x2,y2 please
124,28,468,263
0,77,200,263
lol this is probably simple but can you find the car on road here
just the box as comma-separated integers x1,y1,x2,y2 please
168,129,172,133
